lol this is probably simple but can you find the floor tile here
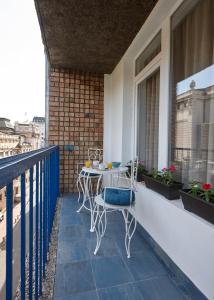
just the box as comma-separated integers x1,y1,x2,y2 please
53,195,206,300
54,264,66,298
135,276,186,300
87,235,120,258
91,256,134,289
54,261,95,298
58,225,87,242
124,250,167,281
54,289,98,300
175,280,208,300
98,283,144,300
116,233,151,257
57,239,90,264
60,212,83,226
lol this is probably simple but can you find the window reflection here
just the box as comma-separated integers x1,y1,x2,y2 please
174,65,214,185
171,0,214,186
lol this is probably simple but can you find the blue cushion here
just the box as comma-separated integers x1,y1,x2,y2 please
102,188,135,206
80,171,99,177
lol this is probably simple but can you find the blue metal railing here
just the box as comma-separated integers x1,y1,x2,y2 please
0,146,59,300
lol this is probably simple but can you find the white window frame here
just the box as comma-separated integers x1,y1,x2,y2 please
133,54,161,163
132,17,171,170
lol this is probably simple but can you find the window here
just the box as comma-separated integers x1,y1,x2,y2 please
137,69,160,171
135,32,161,76
170,0,214,186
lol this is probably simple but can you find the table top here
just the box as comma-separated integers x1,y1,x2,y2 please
82,166,128,175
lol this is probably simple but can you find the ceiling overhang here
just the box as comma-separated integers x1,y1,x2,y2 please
35,0,158,74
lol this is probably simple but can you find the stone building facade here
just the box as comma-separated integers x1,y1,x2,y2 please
174,85,214,184
14,122,40,150
33,116,46,148
48,68,104,193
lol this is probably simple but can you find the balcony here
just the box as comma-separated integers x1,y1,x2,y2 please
1,0,214,299
0,148,208,300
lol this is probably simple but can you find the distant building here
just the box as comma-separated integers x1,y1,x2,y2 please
173,84,214,184
0,118,42,213
0,117,14,134
0,118,31,158
33,116,46,148
0,118,30,213
14,121,40,150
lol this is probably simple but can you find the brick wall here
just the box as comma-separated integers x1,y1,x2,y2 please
48,68,104,193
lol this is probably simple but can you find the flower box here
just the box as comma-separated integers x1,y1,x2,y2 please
137,172,145,182
143,175,183,200
180,189,214,225
126,165,146,182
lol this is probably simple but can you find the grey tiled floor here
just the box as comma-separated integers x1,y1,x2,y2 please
54,194,206,300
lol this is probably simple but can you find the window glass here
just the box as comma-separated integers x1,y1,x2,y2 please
135,32,161,76
171,0,214,186
137,69,160,171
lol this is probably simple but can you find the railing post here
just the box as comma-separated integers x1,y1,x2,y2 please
6,182,13,300
49,153,53,232
39,160,43,294
29,167,34,300
47,155,50,246
43,157,47,276
21,173,26,300
56,147,60,197
35,162,39,300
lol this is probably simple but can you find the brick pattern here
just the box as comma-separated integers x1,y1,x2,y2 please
48,68,104,193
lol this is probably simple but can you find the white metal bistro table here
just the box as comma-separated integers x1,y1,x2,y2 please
77,166,128,231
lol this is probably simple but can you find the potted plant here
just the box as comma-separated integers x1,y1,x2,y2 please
180,182,214,224
143,165,183,200
126,160,148,182
137,160,148,182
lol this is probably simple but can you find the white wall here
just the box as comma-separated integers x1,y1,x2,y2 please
133,184,214,300
121,59,135,163
104,61,124,162
103,74,112,163
103,0,214,298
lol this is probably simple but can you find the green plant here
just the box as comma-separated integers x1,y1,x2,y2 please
189,182,214,203
138,161,148,175
190,181,200,197
151,165,176,185
151,168,161,179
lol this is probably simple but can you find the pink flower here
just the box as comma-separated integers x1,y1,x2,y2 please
162,167,167,172
202,183,212,190
169,165,176,172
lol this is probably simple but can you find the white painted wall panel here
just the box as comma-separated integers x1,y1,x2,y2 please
103,0,214,297
132,184,214,299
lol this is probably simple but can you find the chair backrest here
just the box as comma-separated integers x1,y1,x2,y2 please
130,158,138,188
88,148,103,162
103,158,138,207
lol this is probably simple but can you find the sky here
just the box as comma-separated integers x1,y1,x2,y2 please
177,64,214,95
0,0,45,124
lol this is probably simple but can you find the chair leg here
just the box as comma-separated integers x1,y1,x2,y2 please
94,206,107,255
122,209,137,258
89,192,95,232
77,176,84,203
77,176,89,213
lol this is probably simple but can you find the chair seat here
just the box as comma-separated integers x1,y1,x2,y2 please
95,194,132,210
101,188,135,206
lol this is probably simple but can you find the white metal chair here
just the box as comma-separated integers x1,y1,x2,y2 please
76,148,103,231
93,159,138,258
76,148,103,203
